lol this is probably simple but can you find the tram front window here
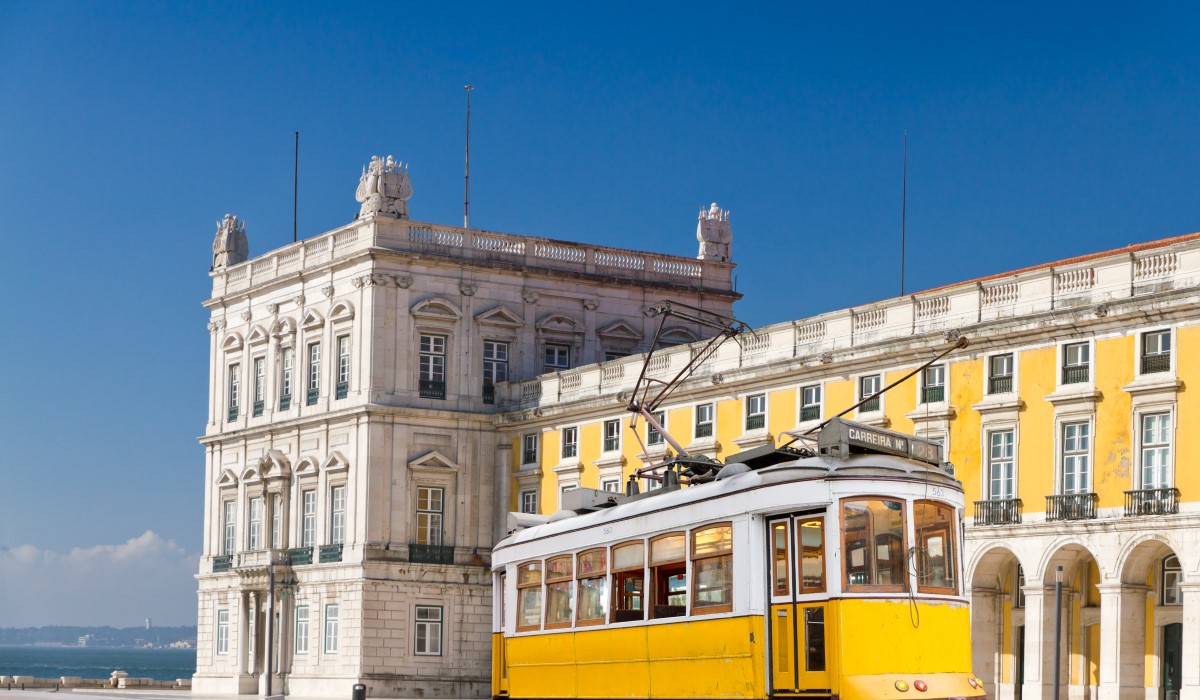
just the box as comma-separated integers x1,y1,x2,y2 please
842,498,907,591
915,500,957,593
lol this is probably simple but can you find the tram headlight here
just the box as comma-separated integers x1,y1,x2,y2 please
913,680,928,692
895,681,910,692
967,676,980,689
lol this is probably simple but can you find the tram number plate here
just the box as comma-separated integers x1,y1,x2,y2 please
930,486,946,498
603,526,613,536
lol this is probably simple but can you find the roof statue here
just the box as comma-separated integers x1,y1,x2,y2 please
356,155,413,220
696,202,732,262
212,213,249,269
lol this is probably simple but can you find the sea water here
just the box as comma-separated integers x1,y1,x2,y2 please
0,646,196,682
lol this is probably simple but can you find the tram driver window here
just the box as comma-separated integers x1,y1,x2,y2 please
611,541,645,623
915,500,957,594
650,533,687,618
545,555,574,629
516,561,542,631
842,497,907,591
692,524,733,614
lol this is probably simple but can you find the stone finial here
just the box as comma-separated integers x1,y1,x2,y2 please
696,202,732,262
212,214,249,269
355,155,413,220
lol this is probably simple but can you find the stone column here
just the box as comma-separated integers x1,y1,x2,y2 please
971,587,1001,698
1022,583,1066,700
237,591,249,675
1177,583,1200,700
1096,583,1149,700
248,591,259,676
495,441,514,541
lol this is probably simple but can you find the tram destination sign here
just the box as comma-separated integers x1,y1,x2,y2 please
818,418,943,465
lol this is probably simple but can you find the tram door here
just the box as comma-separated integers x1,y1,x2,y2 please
768,515,830,696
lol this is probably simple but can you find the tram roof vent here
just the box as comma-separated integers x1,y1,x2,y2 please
816,417,944,467
561,487,629,514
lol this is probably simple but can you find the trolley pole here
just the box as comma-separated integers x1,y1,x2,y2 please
1053,565,1063,700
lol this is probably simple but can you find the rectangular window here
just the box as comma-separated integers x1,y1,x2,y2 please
248,497,263,550
1142,330,1171,374
843,498,906,590
414,605,443,655
650,533,687,618
216,609,229,654
301,490,316,548
222,500,236,555
1062,342,1090,384
692,524,733,614
227,363,240,420
1141,413,1172,489
988,430,1015,500
418,334,447,399
1162,556,1182,605
988,354,1014,394
576,549,607,626
522,434,538,465
544,343,571,372
280,347,294,410
253,357,265,416
294,606,309,654
306,342,321,405
271,494,282,550
915,501,957,594
336,335,350,399
859,374,882,412
772,522,791,597
324,604,339,653
695,403,714,439
330,486,346,545
800,385,821,422
1061,422,1091,494
745,394,766,431
516,561,542,631
798,517,825,593
520,490,538,515
545,555,573,629
647,411,666,446
561,427,578,459
484,340,509,385
603,419,620,452
416,486,444,546
601,479,620,493
612,541,645,623
921,365,945,403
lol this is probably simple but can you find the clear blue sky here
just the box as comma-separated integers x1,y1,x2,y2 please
1,2,1198,626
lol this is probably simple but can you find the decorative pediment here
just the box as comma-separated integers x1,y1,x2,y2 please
658,326,698,346
257,449,291,480
216,468,239,487
322,451,350,473
300,308,325,330
474,305,524,328
247,325,270,346
598,319,643,343
411,296,462,320
329,300,355,322
408,450,460,473
221,332,244,353
536,313,584,335
294,455,320,476
239,466,261,483
271,316,296,337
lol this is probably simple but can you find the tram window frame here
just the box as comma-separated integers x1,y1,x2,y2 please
515,561,543,632
914,500,957,594
691,523,733,615
544,555,574,630
841,496,909,593
798,517,826,594
611,541,646,623
576,548,608,626
771,521,790,597
649,532,688,619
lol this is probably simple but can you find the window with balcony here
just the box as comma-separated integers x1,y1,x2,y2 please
414,605,443,655
416,486,444,546
227,363,240,421
336,335,350,399
694,403,714,439
800,385,821,422
920,365,945,404
561,427,578,459
247,497,263,551
647,411,666,446
544,343,571,372
859,374,882,412
745,394,766,431
1141,413,1172,489
1142,330,1171,374
419,334,447,399
252,357,265,416
483,340,508,404
602,419,620,452
306,342,321,405
521,433,538,466
988,354,1014,394
301,489,316,548
988,430,1015,500
279,347,294,410
1062,342,1090,385
222,500,236,555
330,486,346,545
294,606,309,654
1061,422,1091,494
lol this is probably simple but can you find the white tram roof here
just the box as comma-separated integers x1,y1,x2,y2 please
495,452,961,555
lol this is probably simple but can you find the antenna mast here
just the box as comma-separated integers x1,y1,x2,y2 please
293,131,299,243
463,85,474,229
900,131,907,296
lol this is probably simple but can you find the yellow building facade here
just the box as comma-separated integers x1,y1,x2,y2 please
496,232,1200,700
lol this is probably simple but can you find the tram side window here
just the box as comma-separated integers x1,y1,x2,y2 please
799,517,825,593
842,497,907,591
516,562,542,631
772,522,790,597
545,555,574,629
577,548,607,626
611,541,645,623
915,501,956,593
650,533,687,618
692,523,733,614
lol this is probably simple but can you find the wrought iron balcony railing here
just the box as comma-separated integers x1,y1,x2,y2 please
319,544,343,563
288,547,313,565
1124,488,1180,516
1141,353,1171,374
921,386,945,403
419,379,446,399
409,543,455,565
482,383,495,404
228,406,238,422
1062,365,1090,385
253,400,264,417
212,555,233,573
279,394,291,411
306,387,319,405
800,405,821,422
745,414,766,430
989,375,1013,394
973,499,1023,526
1046,492,1098,521
336,382,348,400
859,397,881,413
694,423,714,439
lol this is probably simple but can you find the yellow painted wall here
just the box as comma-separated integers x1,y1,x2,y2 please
950,358,984,498
767,388,795,439
1094,335,1135,509
1175,326,1200,499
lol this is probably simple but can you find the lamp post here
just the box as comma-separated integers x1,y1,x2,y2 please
1053,565,1063,700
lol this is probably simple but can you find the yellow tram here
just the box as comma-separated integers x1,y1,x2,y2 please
491,418,986,700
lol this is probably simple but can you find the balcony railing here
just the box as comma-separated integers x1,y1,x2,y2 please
695,423,714,439
482,384,495,404
562,444,577,459
1124,488,1180,516
409,543,455,565
212,555,233,573
988,375,1013,394
288,547,313,565
1141,353,1171,374
921,386,945,403
973,499,1023,526
336,382,348,400
279,394,291,411
1062,364,1090,385
319,544,343,563
859,397,881,413
1046,493,1098,521
228,406,238,422
306,387,319,405
253,400,264,417
419,379,446,399
800,405,820,422
746,414,766,430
